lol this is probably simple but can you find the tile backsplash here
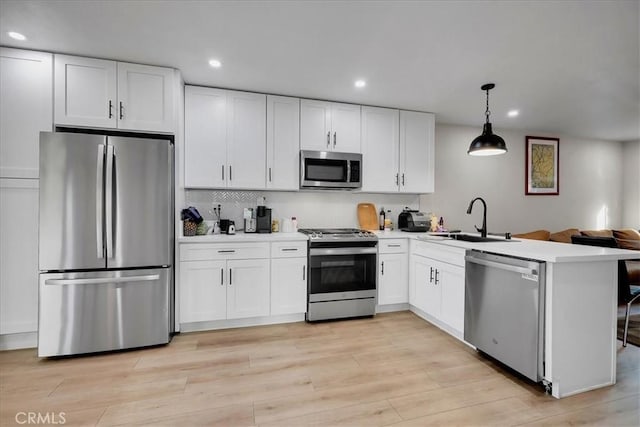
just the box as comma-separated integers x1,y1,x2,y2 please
184,190,422,230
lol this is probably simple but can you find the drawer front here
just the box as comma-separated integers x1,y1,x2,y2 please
271,241,308,258
411,240,465,267
180,242,270,261
378,239,408,254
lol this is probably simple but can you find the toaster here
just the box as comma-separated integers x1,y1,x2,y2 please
398,210,429,232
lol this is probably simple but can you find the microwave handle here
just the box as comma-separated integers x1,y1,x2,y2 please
347,159,351,183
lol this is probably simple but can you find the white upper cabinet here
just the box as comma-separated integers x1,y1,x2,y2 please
54,54,175,133
184,86,266,189
362,108,434,193
399,110,435,193
117,62,175,132
361,106,400,193
184,86,227,188
266,95,300,190
226,91,267,189
300,100,360,153
0,48,52,179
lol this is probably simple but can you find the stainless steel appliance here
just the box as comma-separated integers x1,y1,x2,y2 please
398,209,429,232
299,228,377,321
300,150,362,189
38,132,173,357
464,250,546,382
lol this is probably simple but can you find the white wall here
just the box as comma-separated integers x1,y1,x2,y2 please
185,189,420,230
420,124,625,234
621,140,640,229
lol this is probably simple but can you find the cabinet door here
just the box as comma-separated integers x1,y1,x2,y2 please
117,62,175,132
227,259,270,319
378,253,408,305
0,179,39,334
54,55,117,128
361,106,399,192
226,91,266,189
271,257,307,315
179,260,226,323
266,95,300,190
399,111,435,193
410,255,440,316
438,261,465,334
300,99,331,151
0,48,52,179
330,102,361,153
184,86,227,188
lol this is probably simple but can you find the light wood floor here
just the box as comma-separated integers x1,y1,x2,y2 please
1,311,638,426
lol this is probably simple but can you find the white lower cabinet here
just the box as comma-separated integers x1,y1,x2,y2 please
227,259,270,319
378,239,409,306
179,242,270,323
409,240,465,336
271,241,307,315
180,260,227,322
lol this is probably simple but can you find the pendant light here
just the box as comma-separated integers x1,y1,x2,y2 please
468,83,507,156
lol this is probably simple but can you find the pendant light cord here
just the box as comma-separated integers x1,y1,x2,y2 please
485,89,491,124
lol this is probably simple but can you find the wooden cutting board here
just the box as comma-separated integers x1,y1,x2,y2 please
357,203,378,231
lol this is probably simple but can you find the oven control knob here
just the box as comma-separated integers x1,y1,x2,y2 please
358,232,364,237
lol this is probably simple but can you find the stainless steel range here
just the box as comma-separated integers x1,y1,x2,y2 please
298,228,378,321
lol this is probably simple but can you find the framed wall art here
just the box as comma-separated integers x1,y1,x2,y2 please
525,136,559,195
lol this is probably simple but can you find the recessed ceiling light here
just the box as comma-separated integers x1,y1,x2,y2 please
208,59,222,68
7,31,27,41
507,110,519,117
354,80,366,88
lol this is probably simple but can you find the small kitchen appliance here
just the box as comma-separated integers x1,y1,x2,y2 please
398,209,429,232
256,207,272,233
244,208,256,233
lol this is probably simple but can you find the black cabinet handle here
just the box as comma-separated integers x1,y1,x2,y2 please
435,269,440,285
303,265,306,280
119,101,124,119
220,268,224,286
381,261,385,275
333,132,336,147
429,267,434,283
229,268,232,285
327,132,330,147
108,100,113,118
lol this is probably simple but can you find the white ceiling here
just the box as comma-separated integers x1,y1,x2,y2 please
1,0,639,142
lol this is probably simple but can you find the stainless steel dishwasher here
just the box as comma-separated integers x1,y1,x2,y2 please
464,250,546,382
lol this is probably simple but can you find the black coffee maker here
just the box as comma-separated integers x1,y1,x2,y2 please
256,206,272,233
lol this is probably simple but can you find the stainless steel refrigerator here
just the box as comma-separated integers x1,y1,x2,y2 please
38,132,174,357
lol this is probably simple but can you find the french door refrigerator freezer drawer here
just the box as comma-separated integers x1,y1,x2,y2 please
38,268,171,357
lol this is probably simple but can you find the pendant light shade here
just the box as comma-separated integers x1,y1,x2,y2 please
468,83,507,156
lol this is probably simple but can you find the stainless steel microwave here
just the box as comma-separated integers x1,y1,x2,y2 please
300,150,362,189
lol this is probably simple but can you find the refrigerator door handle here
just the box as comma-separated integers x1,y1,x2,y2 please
96,144,105,259
45,274,160,286
105,145,115,259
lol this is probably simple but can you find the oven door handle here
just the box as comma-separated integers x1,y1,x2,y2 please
309,247,377,256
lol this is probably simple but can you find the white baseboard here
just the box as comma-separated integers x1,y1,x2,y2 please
0,332,37,351
180,313,305,333
376,303,410,313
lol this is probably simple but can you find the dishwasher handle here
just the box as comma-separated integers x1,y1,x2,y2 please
465,255,538,276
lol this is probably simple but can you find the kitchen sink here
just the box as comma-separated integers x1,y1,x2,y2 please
450,234,512,243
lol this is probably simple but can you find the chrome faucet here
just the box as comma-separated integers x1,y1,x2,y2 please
466,197,487,238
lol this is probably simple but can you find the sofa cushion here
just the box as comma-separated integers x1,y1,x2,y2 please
616,239,640,251
549,228,580,243
513,230,551,241
613,229,640,240
581,229,614,238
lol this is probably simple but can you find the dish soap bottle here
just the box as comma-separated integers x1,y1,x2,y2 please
379,207,385,231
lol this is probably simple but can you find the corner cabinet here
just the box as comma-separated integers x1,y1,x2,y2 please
409,240,465,337
184,86,266,189
362,108,434,193
266,95,300,191
300,100,361,153
54,55,176,133
179,242,270,323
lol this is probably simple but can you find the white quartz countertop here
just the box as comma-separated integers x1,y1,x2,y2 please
374,230,638,263
178,231,308,243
